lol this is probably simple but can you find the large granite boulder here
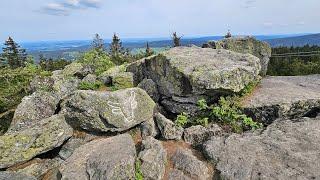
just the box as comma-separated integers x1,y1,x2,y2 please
61,88,156,132
204,37,272,76
60,134,136,180
138,137,167,180
242,75,320,124
11,91,60,129
0,115,73,168
203,117,320,180
127,46,261,115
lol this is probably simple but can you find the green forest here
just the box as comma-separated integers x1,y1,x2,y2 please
268,45,320,76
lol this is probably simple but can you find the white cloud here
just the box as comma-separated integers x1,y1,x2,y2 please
40,0,102,16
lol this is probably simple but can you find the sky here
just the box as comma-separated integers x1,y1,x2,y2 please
0,0,319,42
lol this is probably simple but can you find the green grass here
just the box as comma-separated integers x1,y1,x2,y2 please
78,81,103,90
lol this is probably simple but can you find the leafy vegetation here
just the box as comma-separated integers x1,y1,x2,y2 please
39,54,71,71
175,81,263,132
78,81,103,90
135,160,144,180
268,45,320,76
0,65,51,113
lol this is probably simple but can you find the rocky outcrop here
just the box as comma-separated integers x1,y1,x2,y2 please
81,74,97,83
203,117,320,180
60,134,136,180
11,91,59,129
242,75,320,124
171,148,210,180
127,46,261,115
61,88,156,132
138,137,167,180
155,113,183,140
183,124,222,146
0,115,73,168
204,37,272,76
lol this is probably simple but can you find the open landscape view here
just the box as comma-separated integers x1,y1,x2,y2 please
0,0,320,180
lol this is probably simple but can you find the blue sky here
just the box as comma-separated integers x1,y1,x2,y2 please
0,0,319,42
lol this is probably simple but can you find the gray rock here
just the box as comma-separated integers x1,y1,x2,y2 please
168,169,192,180
161,98,199,116
128,46,261,97
60,134,136,180
138,137,167,180
127,46,261,115
138,78,160,102
243,75,320,124
140,118,159,139
0,115,73,168
61,88,156,133
81,74,97,83
207,36,272,76
203,117,320,180
112,72,134,89
155,113,183,140
9,158,63,179
98,64,128,85
52,76,80,99
171,148,209,180
0,171,36,180
11,91,59,129
183,124,223,146
61,62,93,78
29,76,54,93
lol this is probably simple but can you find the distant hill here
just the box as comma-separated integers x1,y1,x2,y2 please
265,33,320,47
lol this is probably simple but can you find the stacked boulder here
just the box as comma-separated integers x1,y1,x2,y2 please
203,36,272,76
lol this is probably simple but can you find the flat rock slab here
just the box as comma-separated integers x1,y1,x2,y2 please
60,134,136,180
243,75,320,124
203,117,320,180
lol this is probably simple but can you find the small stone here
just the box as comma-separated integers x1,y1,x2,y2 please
183,124,223,146
154,113,183,140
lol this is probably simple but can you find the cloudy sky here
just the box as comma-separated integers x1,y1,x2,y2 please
0,0,319,42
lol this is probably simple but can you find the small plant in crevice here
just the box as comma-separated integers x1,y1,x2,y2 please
135,160,144,180
199,97,263,133
175,112,189,127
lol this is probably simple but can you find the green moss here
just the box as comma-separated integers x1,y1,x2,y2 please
135,160,144,180
112,73,134,89
79,81,103,90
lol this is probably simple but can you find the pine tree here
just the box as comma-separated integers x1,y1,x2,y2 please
109,33,129,65
172,32,182,47
145,42,154,57
1,37,27,68
91,33,105,52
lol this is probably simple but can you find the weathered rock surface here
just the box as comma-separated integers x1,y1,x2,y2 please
203,117,320,180
138,78,160,102
98,64,128,85
0,115,73,168
61,88,155,132
168,169,192,180
0,171,36,180
183,124,223,146
11,91,59,129
127,46,261,115
243,75,320,124
204,37,272,76
140,118,159,139
81,74,97,83
171,148,210,180
112,72,134,89
29,76,54,93
60,62,93,78
138,137,167,180
8,158,63,179
155,113,183,140
60,134,136,180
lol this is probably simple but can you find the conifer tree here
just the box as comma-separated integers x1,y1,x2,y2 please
91,33,105,52
172,32,182,47
109,33,129,65
145,42,154,57
225,30,232,38
1,37,27,68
